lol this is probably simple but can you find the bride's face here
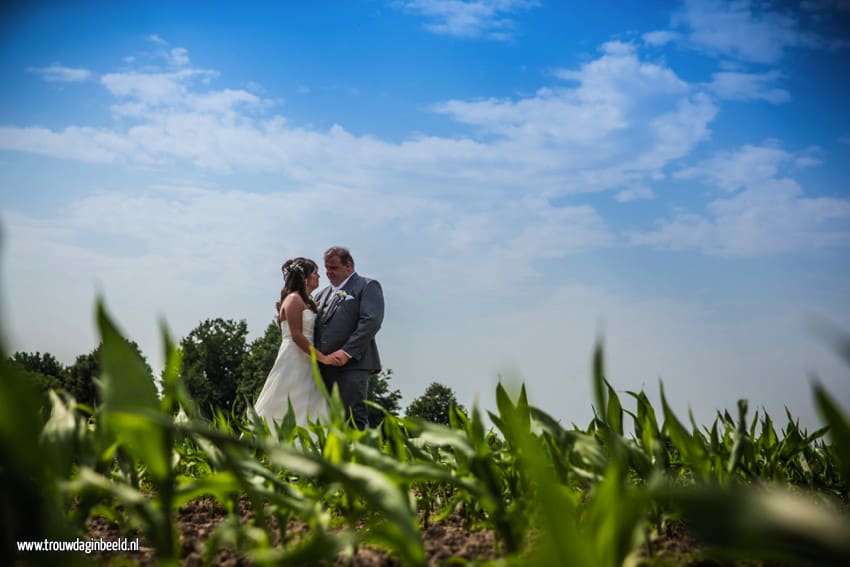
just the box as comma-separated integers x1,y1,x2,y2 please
305,269,320,293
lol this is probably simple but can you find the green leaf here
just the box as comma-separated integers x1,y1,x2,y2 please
40,390,80,477
592,340,606,424
662,484,850,565
158,319,197,419
605,379,623,436
727,398,751,477
586,460,648,566
660,381,707,473
96,299,170,481
516,383,531,433
495,381,513,421
173,471,242,509
813,382,850,487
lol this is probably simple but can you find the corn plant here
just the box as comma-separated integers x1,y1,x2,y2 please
4,299,850,566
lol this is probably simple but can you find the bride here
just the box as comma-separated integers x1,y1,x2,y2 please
254,257,330,430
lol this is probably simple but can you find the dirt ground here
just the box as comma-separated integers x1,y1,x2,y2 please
81,497,786,566
85,497,499,566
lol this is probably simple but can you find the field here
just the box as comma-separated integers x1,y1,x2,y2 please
3,301,849,566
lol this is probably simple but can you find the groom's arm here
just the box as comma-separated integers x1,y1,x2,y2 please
340,280,384,360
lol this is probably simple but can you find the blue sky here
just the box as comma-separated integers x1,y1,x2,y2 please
2,0,849,429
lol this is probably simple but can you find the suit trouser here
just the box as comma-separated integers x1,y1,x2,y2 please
323,369,370,429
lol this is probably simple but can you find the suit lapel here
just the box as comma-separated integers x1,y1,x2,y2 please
321,274,358,323
317,287,333,321
321,287,343,323
324,293,340,322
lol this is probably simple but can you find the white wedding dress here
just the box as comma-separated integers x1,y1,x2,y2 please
254,309,328,429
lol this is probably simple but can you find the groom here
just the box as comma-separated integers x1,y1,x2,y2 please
314,246,384,429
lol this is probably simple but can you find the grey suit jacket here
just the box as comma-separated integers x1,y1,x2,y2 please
314,273,384,374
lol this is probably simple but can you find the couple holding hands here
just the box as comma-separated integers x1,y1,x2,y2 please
253,246,384,430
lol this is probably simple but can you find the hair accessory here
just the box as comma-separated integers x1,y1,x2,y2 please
283,260,306,280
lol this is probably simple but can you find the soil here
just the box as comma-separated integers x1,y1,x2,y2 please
81,497,791,566
85,497,500,566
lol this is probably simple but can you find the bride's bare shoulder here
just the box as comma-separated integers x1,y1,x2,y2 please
278,292,306,322
283,292,305,306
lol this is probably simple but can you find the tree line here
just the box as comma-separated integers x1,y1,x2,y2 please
9,317,464,427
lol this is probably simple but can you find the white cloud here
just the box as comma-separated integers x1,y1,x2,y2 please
170,47,190,67
8,40,843,272
641,30,681,46
27,64,92,83
631,93,717,171
508,201,614,257
20,38,847,276
432,41,712,190
442,199,613,257
396,0,539,40
101,68,220,109
615,185,655,202
142,35,198,69
675,143,790,192
795,157,821,167
632,144,850,256
2,41,717,199
553,41,689,103
795,146,823,167
674,0,836,63
632,183,850,257
0,125,133,163
706,69,790,103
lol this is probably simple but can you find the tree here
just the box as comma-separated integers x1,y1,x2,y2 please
367,369,402,427
180,318,249,419
65,340,152,408
405,382,465,425
8,351,66,409
11,351,65,377
237,321,282,416
65,350,99,407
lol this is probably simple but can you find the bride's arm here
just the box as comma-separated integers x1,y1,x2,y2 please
282,294,328,363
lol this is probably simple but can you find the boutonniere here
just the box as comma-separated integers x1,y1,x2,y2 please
334,290,353,301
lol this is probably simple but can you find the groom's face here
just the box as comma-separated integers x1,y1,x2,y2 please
325,256,353,287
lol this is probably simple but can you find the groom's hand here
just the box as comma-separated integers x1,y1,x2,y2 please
327,350,351,366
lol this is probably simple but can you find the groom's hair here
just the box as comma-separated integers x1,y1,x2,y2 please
324,246,354,268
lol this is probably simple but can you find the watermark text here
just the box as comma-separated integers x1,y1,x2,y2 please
17,537,140,554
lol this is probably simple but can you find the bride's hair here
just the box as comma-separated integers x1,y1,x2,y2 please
277,257,319,321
